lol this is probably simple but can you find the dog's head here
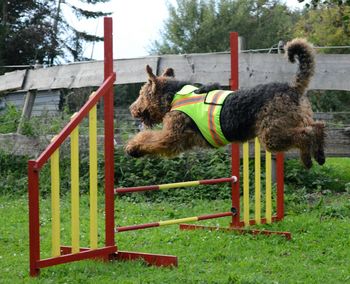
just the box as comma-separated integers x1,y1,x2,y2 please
129,65,175,127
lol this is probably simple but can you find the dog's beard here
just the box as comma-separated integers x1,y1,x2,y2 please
139,110,155,129
140,120,152,129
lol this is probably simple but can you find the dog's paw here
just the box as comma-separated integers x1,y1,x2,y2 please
301,156,313,169
314,149,326,165
125,144,144,158
194,83,221,94
300,151,313,169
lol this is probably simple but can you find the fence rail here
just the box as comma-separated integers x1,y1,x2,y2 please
1,53,350,92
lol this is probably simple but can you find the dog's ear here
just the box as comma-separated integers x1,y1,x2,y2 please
161,68,175,78
146,65,156,83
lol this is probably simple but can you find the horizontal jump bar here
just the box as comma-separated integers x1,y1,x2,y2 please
115,176,237,194
179,224,292,240
116,211,234,233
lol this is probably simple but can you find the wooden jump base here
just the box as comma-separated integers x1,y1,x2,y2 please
27,17,291,277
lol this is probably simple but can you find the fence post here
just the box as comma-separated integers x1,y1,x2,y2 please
230,32,241,227
103,17,115,251
17,89,37,134
276,153,285,220
28,160,40,277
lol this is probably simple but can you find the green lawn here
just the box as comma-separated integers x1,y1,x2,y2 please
1,193,349,283
325,157,350,181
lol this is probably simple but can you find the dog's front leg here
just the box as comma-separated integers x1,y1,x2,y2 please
125,129,182,158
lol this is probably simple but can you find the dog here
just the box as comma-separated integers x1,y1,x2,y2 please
125,38,325,169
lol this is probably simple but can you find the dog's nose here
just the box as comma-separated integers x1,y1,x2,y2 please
129,104,140,118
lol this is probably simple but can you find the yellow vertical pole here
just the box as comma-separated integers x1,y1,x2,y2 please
50,137,60,256
89,96,98,249
71,113,80,253
254,138,261,225
266,150,272,224
243,142,250,226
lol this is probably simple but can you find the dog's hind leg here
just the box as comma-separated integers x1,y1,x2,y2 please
311,121,326,165
293,127,316,169
259,126,314,169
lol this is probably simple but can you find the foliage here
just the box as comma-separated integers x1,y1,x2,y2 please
114,83,144,108
115,147,233,202
293,4,350,111
63,87,96,112
0,103,20,133
284,158,349,193
0,0,111,71
1,145,349,199
0,150,28,195
52,0,112,64
0,0,53,73
308,90,350,112
0,102,72,136
150,0,300,54
293,5,350,53
298,0,350,9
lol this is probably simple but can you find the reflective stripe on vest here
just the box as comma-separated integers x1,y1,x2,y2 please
171,85,233,148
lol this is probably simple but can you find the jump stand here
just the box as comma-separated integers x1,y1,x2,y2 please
28,17,291,277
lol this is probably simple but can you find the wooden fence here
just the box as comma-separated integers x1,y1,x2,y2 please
1,53,350,92
0,52,349,157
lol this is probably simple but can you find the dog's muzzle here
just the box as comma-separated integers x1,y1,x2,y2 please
129,103,140,118
129,106,153,128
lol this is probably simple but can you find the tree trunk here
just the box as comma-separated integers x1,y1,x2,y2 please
2,1,8,24
50,0,62,66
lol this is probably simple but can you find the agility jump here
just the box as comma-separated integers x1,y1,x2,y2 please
28,17,290,277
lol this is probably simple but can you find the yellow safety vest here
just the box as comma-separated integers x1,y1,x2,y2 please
171,85,232,148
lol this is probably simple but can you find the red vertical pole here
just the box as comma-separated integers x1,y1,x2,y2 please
28,160,40,277
230,32,241,227
103,17,115,249
276,153,284,220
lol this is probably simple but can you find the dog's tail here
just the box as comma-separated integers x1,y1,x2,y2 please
286,38,315,95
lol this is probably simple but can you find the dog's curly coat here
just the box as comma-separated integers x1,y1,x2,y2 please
126,38,325,169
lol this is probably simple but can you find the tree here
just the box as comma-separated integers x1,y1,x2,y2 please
293,5,350,53
298,0,350,9
293,4,350,112
0,0,111,73
48,0,112,64
0,1,53,72
150,0,300,54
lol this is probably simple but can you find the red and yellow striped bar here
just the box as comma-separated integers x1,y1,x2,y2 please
115,177,237,194
70,113,80,253
265,150,272,224
254,138,261,225
116,211,234,233
276,153,285,220
89,95,98,249
50,136,60,257
180,224,292,240
243,142,250,226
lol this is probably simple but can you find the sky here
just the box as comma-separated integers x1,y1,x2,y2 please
64,0,304,61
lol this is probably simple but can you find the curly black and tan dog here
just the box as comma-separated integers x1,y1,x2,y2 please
125,38,325,168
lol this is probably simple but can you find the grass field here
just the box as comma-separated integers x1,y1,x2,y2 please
1,192,350,284
325,157,350,181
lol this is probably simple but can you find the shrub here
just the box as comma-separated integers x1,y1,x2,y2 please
0,104,21,133
284,159,348,193
0,148,348,201
115,147,232,202
0,150,28,195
